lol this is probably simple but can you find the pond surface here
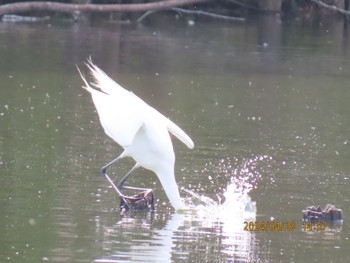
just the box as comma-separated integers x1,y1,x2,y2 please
1,14,350,263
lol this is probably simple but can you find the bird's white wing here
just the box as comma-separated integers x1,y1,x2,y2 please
164,116,194,149
79,61,194,149
79,67,143,147
128,93,194,149
90,89,144,147
142,104,194,149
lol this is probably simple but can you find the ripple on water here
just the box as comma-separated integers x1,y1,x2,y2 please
96,155,273,262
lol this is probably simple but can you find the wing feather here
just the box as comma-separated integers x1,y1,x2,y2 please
92,91,143,147
165,117,194,149
146,106,194,149
79,60,194,149
78,65,143,147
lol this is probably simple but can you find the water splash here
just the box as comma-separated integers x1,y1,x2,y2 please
97,155,273,263
182,155,273,227
177,155,272,261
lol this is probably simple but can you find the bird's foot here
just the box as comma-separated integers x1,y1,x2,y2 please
120,188,154,211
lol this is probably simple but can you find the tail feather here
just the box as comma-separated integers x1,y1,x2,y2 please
84,59,128,96
76,65,91,92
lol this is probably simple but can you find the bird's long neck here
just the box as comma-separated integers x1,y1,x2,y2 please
156,168,182,211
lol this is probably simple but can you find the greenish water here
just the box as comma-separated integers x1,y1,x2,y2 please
1,15,350,262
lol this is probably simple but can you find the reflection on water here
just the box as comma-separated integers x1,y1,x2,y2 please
1,15,350,263
95,155,272,262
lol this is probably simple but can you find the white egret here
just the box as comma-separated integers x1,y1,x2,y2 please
78,60,194,210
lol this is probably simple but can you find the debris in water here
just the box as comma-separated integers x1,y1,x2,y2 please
302,204,343,222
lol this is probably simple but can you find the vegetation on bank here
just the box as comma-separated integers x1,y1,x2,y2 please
0,0,349,22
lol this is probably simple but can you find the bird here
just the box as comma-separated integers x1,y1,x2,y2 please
78,60,194,210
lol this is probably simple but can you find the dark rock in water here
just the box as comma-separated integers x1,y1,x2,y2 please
302,204,343,222
120,189,154,211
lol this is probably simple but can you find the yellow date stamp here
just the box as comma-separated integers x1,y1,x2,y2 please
243,221,328,231
243,221,297,231
302,221,327,231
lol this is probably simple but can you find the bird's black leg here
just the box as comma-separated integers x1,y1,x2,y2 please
100,156,121,175
99,156,130,198
118,164,139,189
100,158,154,210
117,164,154,211
103,172,126,198
118,164,153,192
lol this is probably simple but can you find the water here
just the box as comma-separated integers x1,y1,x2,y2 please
1,15,350,262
